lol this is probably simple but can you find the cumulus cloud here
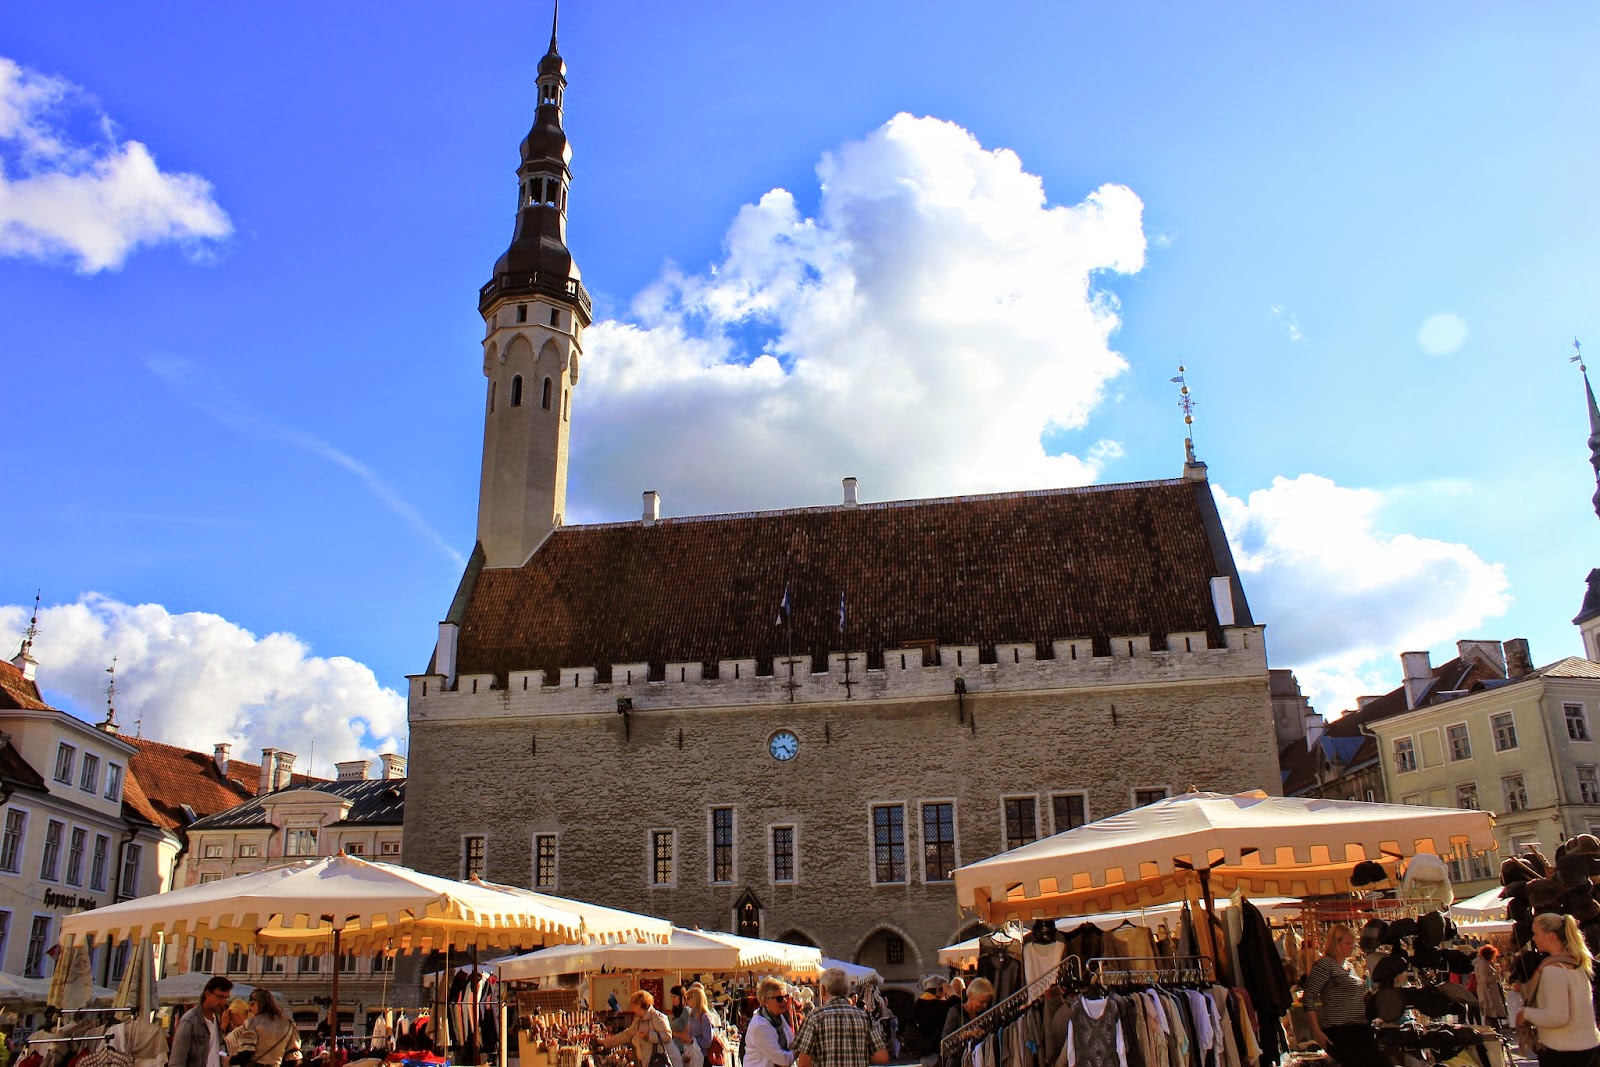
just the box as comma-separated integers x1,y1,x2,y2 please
572,113,1146,519
0,56,230,272
0,595,404,776
1215,475,1510,713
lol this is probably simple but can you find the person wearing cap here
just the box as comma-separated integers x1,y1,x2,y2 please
1303,924,1383,1067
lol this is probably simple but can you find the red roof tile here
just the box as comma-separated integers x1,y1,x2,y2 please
123,737,259,831
0,660,53,711
454,478,1252,682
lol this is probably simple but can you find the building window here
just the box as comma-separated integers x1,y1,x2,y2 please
921,802,956,882
119,843,142,899
260,954,285,974
885,935,905,965
871,805,906,884
338,953,358,973
0,811,26,874
90,834,108,890
462,835,486,879
65,828,85,887
227,945,250,973
510,375,523,407
373,953,395,974
1491,713,1518,752
343,842,365,856
533,834,558,890
1134,788,1170,807
380,841,401,856
1569,704,1592,742
771,826,796,884
109,940,130,983
1003,797,1038,851
198,873,221,884
649,830,674,887
1446,723,1472,761
79,754,100,793
285,829,318,857
23,916,51,977
710,807,735,883
1456,782,1479,810
1393,737,1418,773
0,912,10,967
39,820,63,882
549,308,560,327
104,764,123,802
1581,766,1600,805
203,843,224,859
298,954,321,974
192,946,214,973
516,303,527,323
1503,774,1529,813
53,744,75,784
1401,793,1423,805
542,377,552,410
1051,793,1087,833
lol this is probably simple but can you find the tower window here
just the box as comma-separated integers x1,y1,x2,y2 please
511,375,523,407
516,304,527,323
563,390,569,421
550,308,560,327
489,381,496,413
541,377,552,410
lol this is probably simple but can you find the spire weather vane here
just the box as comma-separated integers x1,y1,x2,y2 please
103,656,120,730
14,591,40,660
1573,337,1586,372
1170,365,1197,464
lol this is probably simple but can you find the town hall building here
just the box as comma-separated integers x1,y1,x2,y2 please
401,17,1280,991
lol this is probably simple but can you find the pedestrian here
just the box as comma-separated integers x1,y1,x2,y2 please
743,979,797,1067
599,991,683,1067
1304,923,1384,1067
939,979,993,1067
670,987,693,1067
1476,945,1509,1030
794,968,888,1067
1516,913,1600,1067
242,990,300,1067
169,976,233,1067
684,985,722,1067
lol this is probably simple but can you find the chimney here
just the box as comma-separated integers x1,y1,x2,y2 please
843,477,859,506
1356,695,1382,709
1505,638,1534,679
1209,576,1236,626
336,760,370,782
213,743,231,778
258,748,278,795
642,490,660,526
379,753,407,780
10,647,36,682
1304,711,1327,751
272,751,297,791
1456,639,1507,678
1400,650,1433,709
435,621,459,689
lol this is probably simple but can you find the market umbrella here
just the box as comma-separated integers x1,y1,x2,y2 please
114,936,160,1018
157,972,255,1005
819,958,880,987
954,790,1497,924
496,928,821,980
1450,885,1509,919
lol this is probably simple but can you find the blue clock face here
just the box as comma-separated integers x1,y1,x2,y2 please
769,730,798,761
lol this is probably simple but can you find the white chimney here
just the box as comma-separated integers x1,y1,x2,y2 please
1400,650,1433,709
11,647,37,682
1209,576,1236,626
1303,712,1327,751
336,760,370,782
272,751,297,791
642,490,660,525
379,753,407,780
213,743,231,778
435,621,459,689
843,477,859,506
258,748,278,795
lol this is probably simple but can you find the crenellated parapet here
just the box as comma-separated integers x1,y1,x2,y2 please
408,625,1267,723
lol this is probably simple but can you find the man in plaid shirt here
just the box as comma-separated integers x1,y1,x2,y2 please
794,969,890,1067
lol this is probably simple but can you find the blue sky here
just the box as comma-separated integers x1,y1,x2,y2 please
1,2,1596,771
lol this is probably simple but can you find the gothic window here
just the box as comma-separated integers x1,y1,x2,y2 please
542,377,552,410
511,375,523,407
563,390,569,421
489,381,495,414
710,807,735,883
1003,797,1038,851
549,308,560,327
871,805,906,884
920,801,956,882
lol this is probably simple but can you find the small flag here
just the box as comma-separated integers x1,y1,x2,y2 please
775,582,790,626
838,589,847,634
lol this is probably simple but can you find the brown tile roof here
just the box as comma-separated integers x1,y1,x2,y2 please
0,734,47,795
123,738,259,832
453,477,1253,682
0,659,53,711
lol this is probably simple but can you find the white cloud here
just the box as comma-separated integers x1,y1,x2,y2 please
0,56,230,272
1418,312,1468,356
1214,474,1510,714
572,113,1147,518
0,595,405,776
1270,304,1305,343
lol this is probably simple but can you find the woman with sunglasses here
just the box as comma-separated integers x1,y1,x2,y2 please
744,979,797,1067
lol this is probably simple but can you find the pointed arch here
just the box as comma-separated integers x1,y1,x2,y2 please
773,929,818,949
852,923,924,973
539,338,561,366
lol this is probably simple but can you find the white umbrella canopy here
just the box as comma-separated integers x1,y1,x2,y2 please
818,958,881,987
60,855,672,954
1450,885,1509,919
497,928,821,980
954,790,1497,923
157,973,255,1005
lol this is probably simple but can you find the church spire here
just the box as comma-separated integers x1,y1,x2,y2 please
1575,339,1600,522
548,0,559,55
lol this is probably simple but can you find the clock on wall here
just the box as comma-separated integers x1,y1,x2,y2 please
768,730,798,761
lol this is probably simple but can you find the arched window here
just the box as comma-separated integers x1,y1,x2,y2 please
510,375,523,407
563,390,569,421
488,381,496,413
541,377,552,410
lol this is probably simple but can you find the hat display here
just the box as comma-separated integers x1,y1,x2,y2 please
1371,952,1411,986
1384,917,1420,945
1528,877,1564,914
1359,919,1389,953
1351,860,1389,887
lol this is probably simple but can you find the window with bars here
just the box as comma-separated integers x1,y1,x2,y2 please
922,802,956,882
1394,737,1417,773
462,836,486,879
1446,723,1472,761
66,828,85,887
1503,774,1529,812
1134,788,1169,807
0,811,26,873
772,826,796,883
885,935,905,965
40,820,63,882
1570,704,1592,742
711,808,735,883
534,834,558,889
1456,782,1479,810
1051,793,1087,834
649,831,674,886
872,805,906,884
1581,766,1600,805
1491,713,1518,752
1003,797,1038,851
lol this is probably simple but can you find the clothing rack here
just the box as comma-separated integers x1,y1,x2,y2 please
940,954,1083,1058
1087,955,1216,985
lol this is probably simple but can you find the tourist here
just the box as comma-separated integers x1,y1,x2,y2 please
794,968,888,1067
1516,913,1600,1067
599,991,683,1067
1304,924,1383,1067
169,976,233,1067
743,979,797,1067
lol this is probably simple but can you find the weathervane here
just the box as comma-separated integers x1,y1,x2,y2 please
14,591,40,661
1573,337,1586,374
1170,365,1197,464
102,656,120,733
1572,338,1600,523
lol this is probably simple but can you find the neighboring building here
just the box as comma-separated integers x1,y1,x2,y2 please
403,20,1280,993
180,755,409,1033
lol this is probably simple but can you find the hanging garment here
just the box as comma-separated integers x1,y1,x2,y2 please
1066,998,1126,1067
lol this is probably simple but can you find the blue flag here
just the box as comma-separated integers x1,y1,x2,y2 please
775,582,790,626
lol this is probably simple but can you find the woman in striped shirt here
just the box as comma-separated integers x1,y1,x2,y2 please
1304,924,1382,1066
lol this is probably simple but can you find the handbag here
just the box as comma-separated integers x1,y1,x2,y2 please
705,1036,726,1067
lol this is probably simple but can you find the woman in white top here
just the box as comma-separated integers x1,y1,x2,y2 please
1516,912,1600,1067
742,979,796,1067
600,991,684,1067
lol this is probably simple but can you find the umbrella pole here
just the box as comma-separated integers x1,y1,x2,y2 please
1198,868,1220,964
330,928,341,1049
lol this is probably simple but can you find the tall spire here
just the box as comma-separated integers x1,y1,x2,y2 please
548,0,559,55
1573,339,1600,522
1171,365,1207,480
10,592,40,681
